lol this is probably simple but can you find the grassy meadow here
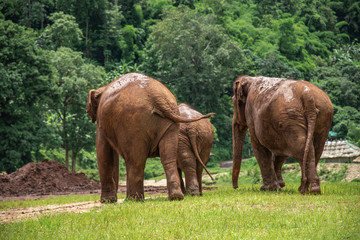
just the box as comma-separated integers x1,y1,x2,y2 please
1,182,360,239
1,158,360,239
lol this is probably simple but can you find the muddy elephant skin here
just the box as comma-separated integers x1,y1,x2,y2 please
87,73,214,202
177,103,214,196
232,76,333,194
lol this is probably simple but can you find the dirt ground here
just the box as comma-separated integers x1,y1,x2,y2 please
0,160,215,223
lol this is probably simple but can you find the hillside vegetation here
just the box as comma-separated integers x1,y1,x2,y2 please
1,0,360,173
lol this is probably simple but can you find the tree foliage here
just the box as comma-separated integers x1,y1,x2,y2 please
0,19,53,172
1,0,360,173
39,11,83,50
146,6,247,146
48,47,105,171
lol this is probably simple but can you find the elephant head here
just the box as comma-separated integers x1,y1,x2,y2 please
87,86,105,123
232,76,250,189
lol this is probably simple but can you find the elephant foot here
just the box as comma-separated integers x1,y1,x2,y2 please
100,195,117,204
126,193,145,201
278,179,286,188
169,191,184,201
185,183,200,196
260,182,281,191
168,182,184,201
186,188,200,196
299,182,311,195
310,184,321,195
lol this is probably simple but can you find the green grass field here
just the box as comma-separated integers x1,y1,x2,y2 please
1,182,359,240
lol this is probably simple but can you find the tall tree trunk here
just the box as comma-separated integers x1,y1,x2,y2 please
86,21,89,46
71,151,77,172
85,20,89,57
27,0,31,28
63,110,69,169
65,148,69,169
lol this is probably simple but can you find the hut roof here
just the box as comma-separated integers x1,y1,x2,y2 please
321,140,360,159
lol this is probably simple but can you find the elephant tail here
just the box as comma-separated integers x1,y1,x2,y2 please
153,97,215,123
165,111,215,123
302,93,319,184
189,133,214,181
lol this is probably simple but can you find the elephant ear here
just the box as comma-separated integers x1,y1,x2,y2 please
87,87,105,123
233,77,247,104
233,76,248,125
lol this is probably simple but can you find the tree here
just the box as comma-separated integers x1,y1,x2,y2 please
39,11,83,50
48,47,105,171
96,3,124,66
0,19,53,173
146,6,247,147
0,0,55,29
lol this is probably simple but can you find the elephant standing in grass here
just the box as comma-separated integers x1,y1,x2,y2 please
232,76,333,194
87,73,213,202
177,103,214,196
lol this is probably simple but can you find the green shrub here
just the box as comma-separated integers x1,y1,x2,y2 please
211,146,232,162
144,158,164,180
319,164,348,182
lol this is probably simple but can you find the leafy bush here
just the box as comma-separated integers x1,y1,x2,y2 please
144,158,165,180
319,164,348,182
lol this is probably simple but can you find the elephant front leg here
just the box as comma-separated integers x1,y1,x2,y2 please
159,124,184,200
96,133,118,203
251,139,281,191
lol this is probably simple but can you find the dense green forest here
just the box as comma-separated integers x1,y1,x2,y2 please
1,0,359,174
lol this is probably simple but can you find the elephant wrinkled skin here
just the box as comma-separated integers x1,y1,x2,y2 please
232,76,333,194
177,103,214,196
87,73,213,202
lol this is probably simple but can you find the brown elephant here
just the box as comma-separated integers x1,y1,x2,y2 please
87,73,213,202
176,103,214,196
232,76,333,194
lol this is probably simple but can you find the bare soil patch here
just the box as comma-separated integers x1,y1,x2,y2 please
0,200,114,223
0,160,215,223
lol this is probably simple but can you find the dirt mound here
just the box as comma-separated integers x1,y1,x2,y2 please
0,159,100,197
0,159,216,200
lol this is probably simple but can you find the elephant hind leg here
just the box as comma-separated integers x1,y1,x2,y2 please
274,156,287,188
251,138,281,191
113,150,119,195
96,132,118,203
179,145,200,196
159,124,184,201
178,168,186,194
306,144,321,194
297,144,321,195
124,146,148,201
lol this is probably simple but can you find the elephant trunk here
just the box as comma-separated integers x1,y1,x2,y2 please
232,123,247,189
